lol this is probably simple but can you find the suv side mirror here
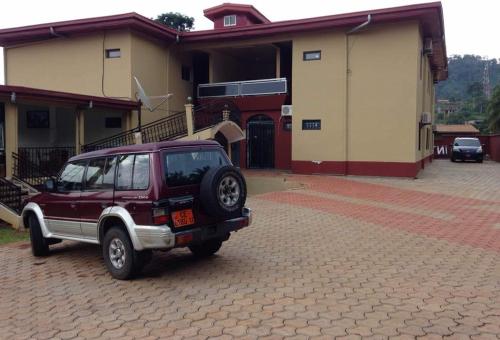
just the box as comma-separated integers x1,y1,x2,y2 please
44,178,56,192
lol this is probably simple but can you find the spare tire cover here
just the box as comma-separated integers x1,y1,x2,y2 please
200,165,247,219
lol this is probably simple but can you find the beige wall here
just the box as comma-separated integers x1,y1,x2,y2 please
292,21,423,164
291,31,347,162
348,21,420,163
6,31,132,98
415,28,435,161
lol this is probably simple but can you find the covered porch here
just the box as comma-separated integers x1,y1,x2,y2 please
0,85,138,184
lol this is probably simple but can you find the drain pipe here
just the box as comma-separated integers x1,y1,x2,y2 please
344,14,372,175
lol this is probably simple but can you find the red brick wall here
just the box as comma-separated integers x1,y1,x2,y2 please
490,135,500,162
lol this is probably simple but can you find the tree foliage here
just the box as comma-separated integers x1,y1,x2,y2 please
488,86,500,133
155,12,194,31
436,55,500,101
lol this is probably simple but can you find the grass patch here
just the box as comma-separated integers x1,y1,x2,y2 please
0,225,29,245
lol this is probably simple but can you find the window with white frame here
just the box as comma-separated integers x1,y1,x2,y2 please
223,15,237,27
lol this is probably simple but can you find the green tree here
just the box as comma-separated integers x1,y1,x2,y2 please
487,86,500,133
155,12,194,31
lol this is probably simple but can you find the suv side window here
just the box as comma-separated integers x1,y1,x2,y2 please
85,157,116,190
57,161,87,192
116,154,150,190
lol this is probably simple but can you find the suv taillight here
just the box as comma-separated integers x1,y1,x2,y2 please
152,207,169,225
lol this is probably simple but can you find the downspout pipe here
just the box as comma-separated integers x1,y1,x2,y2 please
344,14,372,175
49,27,65,38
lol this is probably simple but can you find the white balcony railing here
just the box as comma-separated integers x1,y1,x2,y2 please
197,78,287,98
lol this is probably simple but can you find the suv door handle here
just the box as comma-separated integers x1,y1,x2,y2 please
70,203,77,209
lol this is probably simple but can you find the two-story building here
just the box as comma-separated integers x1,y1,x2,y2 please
0,2,447,181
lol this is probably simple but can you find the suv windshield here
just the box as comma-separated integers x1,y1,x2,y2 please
164,149,229,187
454,139,480,147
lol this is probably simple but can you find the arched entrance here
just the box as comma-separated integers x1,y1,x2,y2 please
247,114,274,168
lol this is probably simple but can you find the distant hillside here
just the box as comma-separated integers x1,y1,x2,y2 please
436,55,500,101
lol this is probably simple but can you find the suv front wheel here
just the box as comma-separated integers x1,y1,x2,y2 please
103,226,143,280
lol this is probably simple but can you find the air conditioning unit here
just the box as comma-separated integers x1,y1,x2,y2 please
281,105,293,117
424,38,433,55
421,112,432,124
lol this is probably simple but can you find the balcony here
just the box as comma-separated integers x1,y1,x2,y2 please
198,78,287,98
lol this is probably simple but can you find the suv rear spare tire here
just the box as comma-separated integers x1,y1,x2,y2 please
200,165,246,219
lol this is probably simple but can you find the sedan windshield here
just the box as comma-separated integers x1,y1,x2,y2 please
454,139,480,147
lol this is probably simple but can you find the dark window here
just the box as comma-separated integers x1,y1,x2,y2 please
105,117,122,129
27,110,49,128
181,65,191,81
303,50,321,61
302,119,321,130
165,149,229,187
85,157,116,190
57,161,86,192
116,154,150,190
105,49,121,58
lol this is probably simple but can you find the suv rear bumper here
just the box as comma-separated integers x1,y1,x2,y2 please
134,207,252,250
174,207,252,247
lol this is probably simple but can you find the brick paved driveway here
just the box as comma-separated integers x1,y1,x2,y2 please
1,160,500,339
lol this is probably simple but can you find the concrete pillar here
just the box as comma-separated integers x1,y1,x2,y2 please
185,103,194,136
275,47,281,78
5,102,18,178
75,109,85,155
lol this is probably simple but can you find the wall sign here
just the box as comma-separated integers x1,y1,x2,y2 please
303,50,321,61
302,119,321,130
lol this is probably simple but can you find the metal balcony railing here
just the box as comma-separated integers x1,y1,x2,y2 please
197,78,287,98
0,177,22,213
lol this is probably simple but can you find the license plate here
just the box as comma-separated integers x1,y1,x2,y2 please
172,209,195,227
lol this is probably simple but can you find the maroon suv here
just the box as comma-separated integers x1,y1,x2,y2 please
21,140,251,279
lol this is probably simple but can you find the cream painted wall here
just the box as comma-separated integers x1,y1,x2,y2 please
291,31,347,162
166,47,193,114
348,21,420,163
83,109,124,144
5,31,132,98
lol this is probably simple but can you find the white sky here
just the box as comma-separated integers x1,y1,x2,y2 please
1,0,499,84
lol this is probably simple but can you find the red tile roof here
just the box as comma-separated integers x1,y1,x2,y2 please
0,85,138,110
434,124,480,134
0,2,447,80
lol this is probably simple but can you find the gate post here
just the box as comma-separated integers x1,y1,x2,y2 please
185,103,194,136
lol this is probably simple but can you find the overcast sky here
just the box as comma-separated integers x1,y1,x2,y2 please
1,0,499,84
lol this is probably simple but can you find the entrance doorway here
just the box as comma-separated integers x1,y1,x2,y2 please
247,115,274,168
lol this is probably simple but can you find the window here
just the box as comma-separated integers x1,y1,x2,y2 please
85,157,116,190
303,50,321,61
165,150,229,187
223,15,237,27
27,110,50,128
57,161,86,192
302,119,321,130
132,155,150,190
105,117,122,129
181,65,191,82
105,49,121,58
116,154,150,190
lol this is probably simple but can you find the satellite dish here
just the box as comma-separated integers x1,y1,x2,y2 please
134,76,173,112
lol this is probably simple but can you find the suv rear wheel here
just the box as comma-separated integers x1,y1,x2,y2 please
189,238,223,258
103,226,142,280
28,214,49,257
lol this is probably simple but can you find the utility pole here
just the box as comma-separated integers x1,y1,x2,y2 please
483,57,491,99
